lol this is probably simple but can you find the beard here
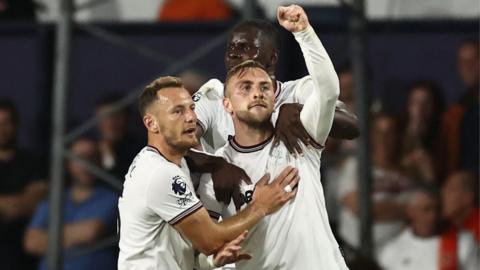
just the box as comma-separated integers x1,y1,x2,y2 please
235,108,272,128
160,126,198,151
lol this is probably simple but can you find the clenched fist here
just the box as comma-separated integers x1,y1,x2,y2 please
277,5,310,33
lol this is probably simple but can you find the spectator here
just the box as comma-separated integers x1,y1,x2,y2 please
0,98,47,270
441,171,479,242
95,94,142,184
179,69,207,96
401,81,444,184
379,186,477,270
24,138,118,270
439,40,479,177
338,113,412,254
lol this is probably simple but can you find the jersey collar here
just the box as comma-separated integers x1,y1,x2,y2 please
274,80,282,99
228,134,274,153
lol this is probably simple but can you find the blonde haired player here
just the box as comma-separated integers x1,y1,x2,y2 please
198,5,349,270
117,76,300,269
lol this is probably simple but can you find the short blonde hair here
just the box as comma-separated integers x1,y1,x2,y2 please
224,60,270,96
138,76,184,116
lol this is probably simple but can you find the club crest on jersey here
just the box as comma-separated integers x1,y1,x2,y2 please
192,92,202,102
172,175,187,195
171,175,193,206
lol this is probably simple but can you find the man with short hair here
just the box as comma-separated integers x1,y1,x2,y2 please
0,98,47,270
193,16,358,155
379,186,477,270
198,5,348,269
442,171,479,242
24,138,118,270
118,76,299,270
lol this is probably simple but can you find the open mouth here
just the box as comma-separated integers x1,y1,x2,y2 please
183,127,196,135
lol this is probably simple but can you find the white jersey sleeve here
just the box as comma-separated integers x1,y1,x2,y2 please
193,79,225,135
293,25,339,146
146,166,203,225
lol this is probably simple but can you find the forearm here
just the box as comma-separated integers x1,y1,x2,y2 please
201,202,266,254
0,182,47,220
295,26,339,144
185,149,223,173
329,105,360,140
24,229,49,256
63,220,105,247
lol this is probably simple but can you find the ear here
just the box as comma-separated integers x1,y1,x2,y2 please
223,97,234,115
271,50,279,66
143,114,159,133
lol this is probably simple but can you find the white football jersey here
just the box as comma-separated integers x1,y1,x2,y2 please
197,26,348,270
118,146,202,270
378,229,478,270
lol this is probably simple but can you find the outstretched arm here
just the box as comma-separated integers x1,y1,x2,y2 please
278,5,339,146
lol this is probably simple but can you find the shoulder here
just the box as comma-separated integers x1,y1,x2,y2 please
379,229,410,260
194,78,224,102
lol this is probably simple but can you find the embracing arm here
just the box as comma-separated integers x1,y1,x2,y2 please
174,167,298,255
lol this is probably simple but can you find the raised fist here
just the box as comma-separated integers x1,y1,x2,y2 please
277,5,310,33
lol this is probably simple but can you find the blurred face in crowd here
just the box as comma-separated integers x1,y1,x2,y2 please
68,139,98,187
225,28,278,77
441,172,475,220
339,70,353,104
371,115,398,161
0,109,16,150
180,70,205,96
457,42,479,88
224,67,275,127
407,191,440,237
144,87,198,151
96,104,128,144
407,86,435,127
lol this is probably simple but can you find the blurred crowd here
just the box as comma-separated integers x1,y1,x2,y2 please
0,2,478,269
322,40,479,269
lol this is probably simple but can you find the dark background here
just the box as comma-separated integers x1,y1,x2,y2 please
0,20,477,154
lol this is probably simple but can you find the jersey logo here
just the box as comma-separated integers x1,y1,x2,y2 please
172,175,187,195
192,92,202,102
172,175,194,206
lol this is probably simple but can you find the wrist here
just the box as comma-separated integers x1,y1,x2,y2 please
249,200,267,219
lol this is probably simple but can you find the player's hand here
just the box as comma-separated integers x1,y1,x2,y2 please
252,166,299,215
211,159,252,210
273,103,312,155
213,231,252,267
277,5,310,33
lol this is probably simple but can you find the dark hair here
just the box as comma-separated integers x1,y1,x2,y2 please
224,60,270,96
409,183,440,201
0,98,19,124
404,81,445,151
138,76,184,116
230,19,281,52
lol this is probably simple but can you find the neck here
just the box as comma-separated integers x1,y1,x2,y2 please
411,227,436,238
233,120,273,147
148,136,186,166
0,147,15,161
71,184,93,203
451,205,474,228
